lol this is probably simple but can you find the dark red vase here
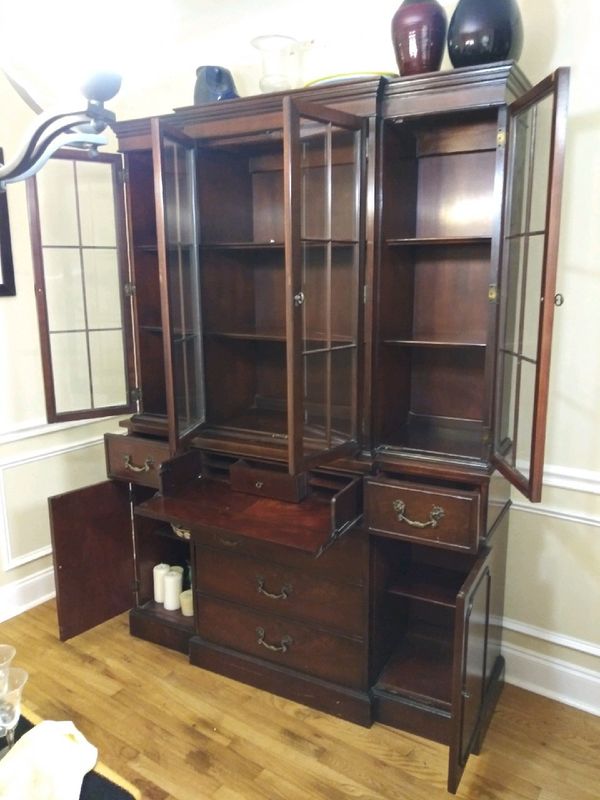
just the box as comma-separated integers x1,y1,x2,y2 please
391,0,448,76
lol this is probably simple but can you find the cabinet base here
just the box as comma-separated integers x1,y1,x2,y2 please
189,636,373,727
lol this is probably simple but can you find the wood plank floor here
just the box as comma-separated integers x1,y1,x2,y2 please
1,601,598,800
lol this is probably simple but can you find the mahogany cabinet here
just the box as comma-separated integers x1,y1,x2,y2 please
30,61,569,794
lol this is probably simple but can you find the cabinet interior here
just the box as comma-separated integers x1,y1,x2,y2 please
373,539,474,709
375,109,499,463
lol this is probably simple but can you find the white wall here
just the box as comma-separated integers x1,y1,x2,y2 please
0,0,598,712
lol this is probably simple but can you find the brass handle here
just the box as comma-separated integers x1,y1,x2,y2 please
123,454,153,473
255,480,264,489
256,577,291,600
392,499,445,529
171,524,191,540
256,627,292,653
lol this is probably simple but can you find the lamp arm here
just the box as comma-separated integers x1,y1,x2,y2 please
0,131,108,188
0,108,111,184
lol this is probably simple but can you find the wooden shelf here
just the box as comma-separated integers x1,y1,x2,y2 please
387,564,466,608
137,600,195,632
386,236,491,247
383,338,486,348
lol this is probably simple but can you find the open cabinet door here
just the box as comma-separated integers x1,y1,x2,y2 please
49,481,134,640
283,97,367,474
448,551,492,793
152,120,206,455
493,68,569,502
27,150,136,424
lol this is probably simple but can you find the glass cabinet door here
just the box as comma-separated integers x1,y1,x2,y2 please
283,98,365,473
493,68,569,501
151,120,206,454
28,150,134,422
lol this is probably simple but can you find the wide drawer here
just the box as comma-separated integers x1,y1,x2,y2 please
105,434,171,488
365,478,481,552
195,547,366,637
196,595,366,689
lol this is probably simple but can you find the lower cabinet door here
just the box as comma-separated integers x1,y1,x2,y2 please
49,480,134,640
448,549,492,793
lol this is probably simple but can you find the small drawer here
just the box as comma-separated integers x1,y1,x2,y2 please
196,548,366,637
365,478,480,552
196,596,366,689
230,460,308,502
105,433,171,488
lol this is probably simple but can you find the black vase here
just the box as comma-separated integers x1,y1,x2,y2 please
447,0,523,68
194,66,239,105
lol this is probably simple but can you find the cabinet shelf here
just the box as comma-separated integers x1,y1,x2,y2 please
137,600,195,631
206,329,356,348
386,236,491,248
200,239,358,251
383,338,486,349
387,565,465,608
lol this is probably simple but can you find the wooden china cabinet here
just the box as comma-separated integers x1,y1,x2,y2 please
28,61,569,793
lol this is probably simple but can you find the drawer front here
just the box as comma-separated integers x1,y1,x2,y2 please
365,478,480,552
105,434,171,488
193,524,368,585
196,596,366,689
196,547,366,637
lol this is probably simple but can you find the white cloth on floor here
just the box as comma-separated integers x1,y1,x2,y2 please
0,720,98,800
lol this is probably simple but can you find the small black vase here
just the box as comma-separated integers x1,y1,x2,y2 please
194,66,239,105
447,0,523,68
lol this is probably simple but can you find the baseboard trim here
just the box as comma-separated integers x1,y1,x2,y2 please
503,640,600,717
0,567,55,623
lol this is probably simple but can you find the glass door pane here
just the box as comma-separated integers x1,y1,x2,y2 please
152,121,205,454
284,98,364,472
493,69,569,501
28,151,134,422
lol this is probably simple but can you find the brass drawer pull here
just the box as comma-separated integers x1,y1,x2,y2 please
123,454,153,473
256,627,292,653
171,524,191,540
256,577,291,600
392,499,445,529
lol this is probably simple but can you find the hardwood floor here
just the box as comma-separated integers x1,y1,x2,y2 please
1,600,598,800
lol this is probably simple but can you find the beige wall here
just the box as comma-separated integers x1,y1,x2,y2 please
0,0,598,711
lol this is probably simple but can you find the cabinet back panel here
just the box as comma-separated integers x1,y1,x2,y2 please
374,346,412,443
133,251,162,329
202,251,285,336
137,330,166,415
416,151,496,239
412,247,490,343
253,170,284,242
127,150,157,245
382,125,418,239
204,339,258,424
204,339,287,431
410,348,485,420
198,150,254,242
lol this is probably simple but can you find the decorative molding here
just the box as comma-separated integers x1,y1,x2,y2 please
0,566,55,624
510,500,600,528
503,641,600,717
0,415,120,447
503,617,600,659
543,464,600,496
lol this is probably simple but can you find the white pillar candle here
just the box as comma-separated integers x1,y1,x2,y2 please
180,589,194,617
170,565,184,576
153,563,170,603
163,570,183,611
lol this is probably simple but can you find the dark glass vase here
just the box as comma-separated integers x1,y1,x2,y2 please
391,0,448,76
447,0,523,68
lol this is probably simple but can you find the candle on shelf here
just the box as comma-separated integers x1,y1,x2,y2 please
153,563,170,603
163,570,183,610
180,589,194,617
